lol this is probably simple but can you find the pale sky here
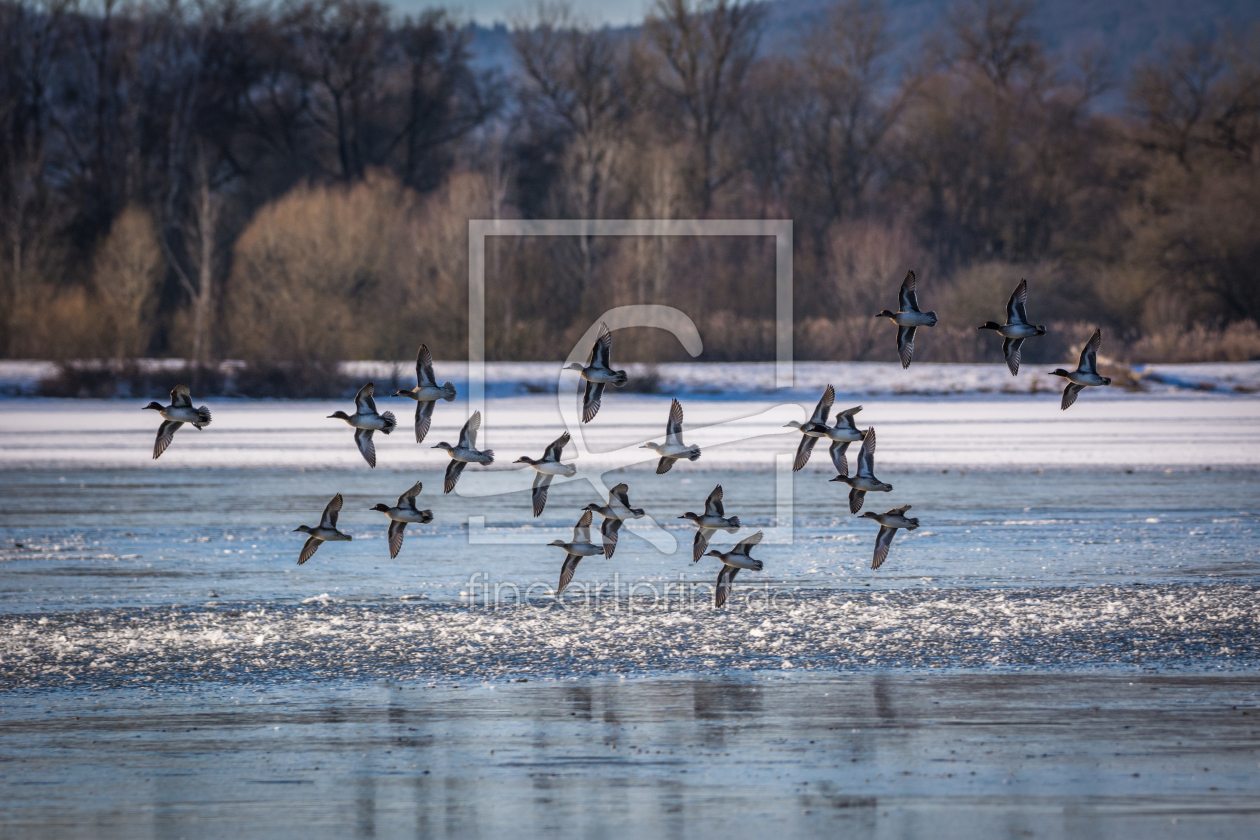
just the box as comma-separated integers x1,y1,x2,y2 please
389,0,653,27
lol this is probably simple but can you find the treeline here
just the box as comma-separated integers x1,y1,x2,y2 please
2,0,1259,367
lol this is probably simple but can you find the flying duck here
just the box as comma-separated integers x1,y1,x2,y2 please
823,405,866,477
1051,329,1112,410
583,483,647,559
706,530,764,608
143,384,211,460
680,484,740,562
861,505,919,569
830,427,892,514
370,481,433,559
392,344,456,443
328,382,397,468
978,279,1047,375
565,322,628,423
294,493,352,565
550,510,605,596
641,398,701,474
783,384,834,471
515,432,576,516
876,270,938,368
432,411,495,493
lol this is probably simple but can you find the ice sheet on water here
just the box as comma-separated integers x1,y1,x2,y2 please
2,389,1258,470
3,584,1256,689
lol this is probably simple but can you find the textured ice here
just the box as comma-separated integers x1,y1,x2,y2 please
3,584,1256,689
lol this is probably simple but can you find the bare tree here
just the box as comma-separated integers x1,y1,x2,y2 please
0,0,69,355
646,0,764,211
93,204,163,357
798,0,914,228
514,5,639,304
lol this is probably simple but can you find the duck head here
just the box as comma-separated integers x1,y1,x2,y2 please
1050,368,1070,378
327,410,351,420
978,321,1003,331
513,455,536,465
860,511,879,520
704,549,724,559
678,512,700,523
431,442,453,452
875,310,897,318
142,401,164,411
370,503,391,513
581,503,602,513
293,525,313,534
548,539,568,548
828,475,849,483
639,442,659,450
391,389,413,397
563,362,586,372
782,420,804,430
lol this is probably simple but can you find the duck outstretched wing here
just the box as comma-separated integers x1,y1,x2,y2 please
416,344,437,388
1007,279,1030,325
153,420,182,460
355,382,377,415
321,493,344,529
898,270,919,312
872,526,896,569
354,428,377,468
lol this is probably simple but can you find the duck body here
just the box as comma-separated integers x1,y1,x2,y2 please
861,505,919,569
370,481,433,558
880,309,938,328
877,271,937,367
829,427,892,514
520,458,578,478
433,411,495,493
294,494,352,564
143,384,212,459
567,323,628,423
392,345,456,443
981,322,1045,340
329,383,396,468
786,385,835,471
1050,329,1112,410
978,279,1047,375
330,411,395,432
680,485,741,561
642,398,701,473
551,511,605,595
515,432,574,516
706,531,764,608
583,483,646,558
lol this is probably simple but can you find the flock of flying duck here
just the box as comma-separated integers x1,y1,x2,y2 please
143,275,1111,607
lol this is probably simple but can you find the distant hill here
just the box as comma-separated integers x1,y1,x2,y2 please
464,0,1260,112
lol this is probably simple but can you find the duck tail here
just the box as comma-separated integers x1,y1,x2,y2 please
906,518,920,530
195,406,211,428
483,450,495,464
613,370,628,387
750,558,764,571
688,447,702,461
728,516,741,529
927,312,938,326
561,464,578,477
441,382,456,401
631,507,646,517
380,411,397,433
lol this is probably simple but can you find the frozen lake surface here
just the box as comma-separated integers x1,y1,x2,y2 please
2,387,1259,836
